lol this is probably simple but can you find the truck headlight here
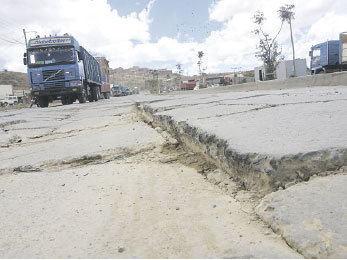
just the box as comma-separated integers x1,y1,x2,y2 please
70,81,82,87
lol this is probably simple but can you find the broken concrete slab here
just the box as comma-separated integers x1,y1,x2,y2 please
0,99,164,172
135,86,347,193
256,172,347,258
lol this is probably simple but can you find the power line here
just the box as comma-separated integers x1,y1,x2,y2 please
0,25,26,45
0,35,25,46
0,17,24,31
0,29,24,39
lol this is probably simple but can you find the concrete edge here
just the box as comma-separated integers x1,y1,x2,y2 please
179,72,347,94
137,102,347,195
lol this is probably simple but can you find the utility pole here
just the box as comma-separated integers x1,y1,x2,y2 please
231,67,241,85
23,29,27,48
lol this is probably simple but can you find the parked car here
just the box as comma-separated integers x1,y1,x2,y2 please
0,96,19,106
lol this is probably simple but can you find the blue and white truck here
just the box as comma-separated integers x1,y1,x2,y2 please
309,32,347,74
23,35,102,107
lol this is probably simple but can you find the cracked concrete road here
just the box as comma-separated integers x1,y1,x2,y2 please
135,86,347,156
131,86,347,258
136,87,347,192
0,97,300,258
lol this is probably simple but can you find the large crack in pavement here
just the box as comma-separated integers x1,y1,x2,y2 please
0,100,310,257
1,106,258,206
137,100,347,195
2,94,345,258
135,92,347,258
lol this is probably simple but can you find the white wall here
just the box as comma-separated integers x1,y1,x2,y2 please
276,59,307,79
254,66,265,81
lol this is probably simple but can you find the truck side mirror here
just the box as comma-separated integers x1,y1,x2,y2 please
24,52,27,57
23,57,27,65
77,51,83,61
309,50,313,57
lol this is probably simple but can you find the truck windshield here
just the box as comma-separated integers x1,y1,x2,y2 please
312,48,321,57
28,46,75,67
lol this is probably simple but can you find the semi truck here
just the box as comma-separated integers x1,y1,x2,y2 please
23,35,102,107
309,32,347,74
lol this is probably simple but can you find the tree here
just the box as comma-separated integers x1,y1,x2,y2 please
253,11,283,80
278,4,296,77
197,51,204,86
176,63,183,89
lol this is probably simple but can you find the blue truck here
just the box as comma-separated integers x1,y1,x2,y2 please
309,32,347,74
23,35,102,107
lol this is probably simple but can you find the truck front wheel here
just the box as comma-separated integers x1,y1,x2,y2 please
62,96,68,105
78,89,87,103
38,97,49,108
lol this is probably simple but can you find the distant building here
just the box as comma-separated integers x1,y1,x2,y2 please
254,65,266,81
206,76,224,85
255,59,307,81
109,66,176,91
276,59,307,79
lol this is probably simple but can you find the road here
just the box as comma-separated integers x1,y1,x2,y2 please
0,97,300,258
136,86,347,258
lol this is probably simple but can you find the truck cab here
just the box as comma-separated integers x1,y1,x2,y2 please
24,35,101,107
339,32,347,66
111,85,123,97
309,40,339,74
309,32,347,74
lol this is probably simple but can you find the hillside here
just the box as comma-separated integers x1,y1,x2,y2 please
0,71,29,90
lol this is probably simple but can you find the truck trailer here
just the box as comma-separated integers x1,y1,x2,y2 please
0,85,13,98
309,32,347,74
23,35,102,107
96,57,111,99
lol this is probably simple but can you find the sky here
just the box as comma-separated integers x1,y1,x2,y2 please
0,0,347,75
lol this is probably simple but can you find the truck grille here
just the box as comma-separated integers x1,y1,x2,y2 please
44,81,65,88
42,69,65,81
47,87,65,93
